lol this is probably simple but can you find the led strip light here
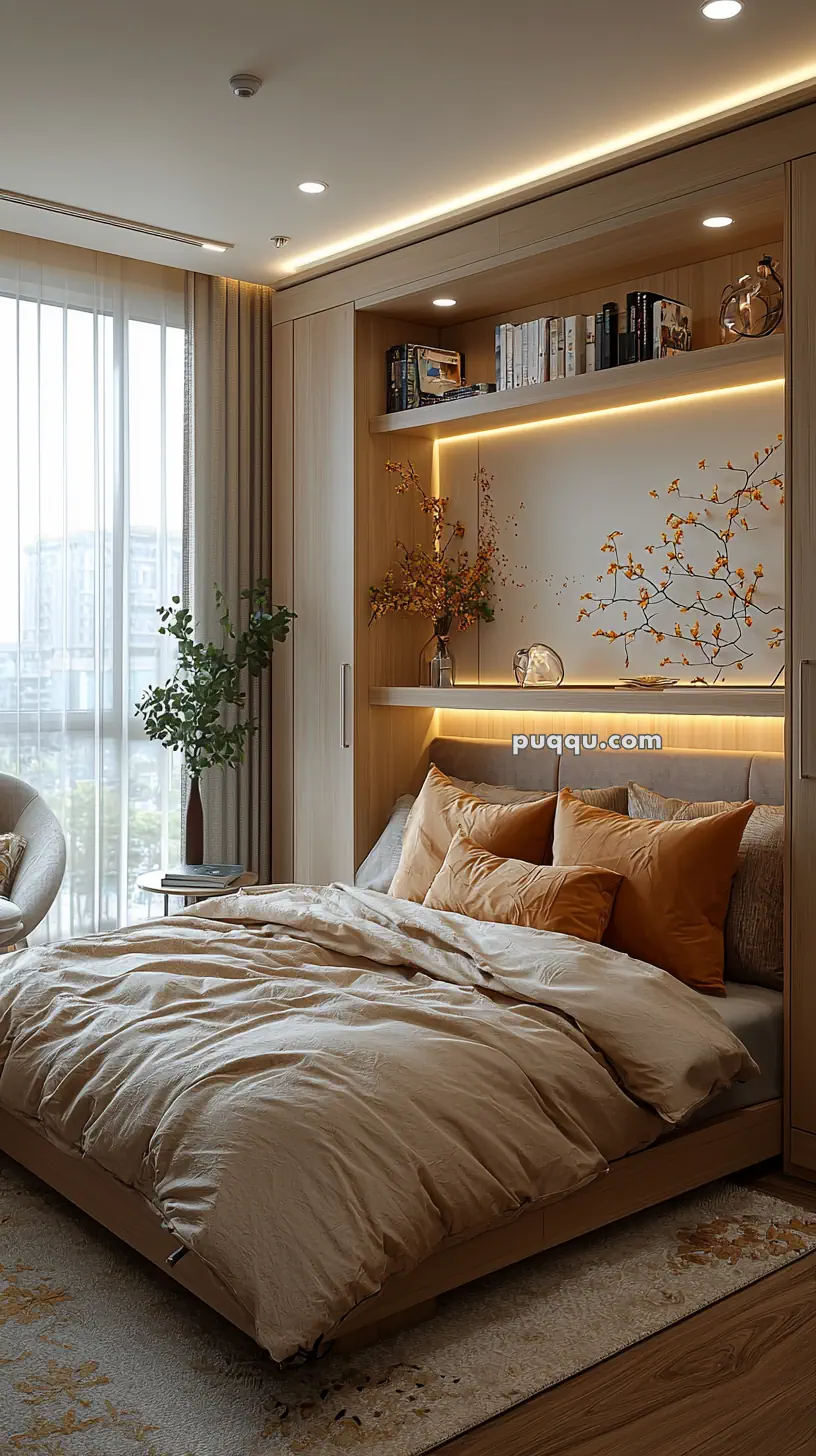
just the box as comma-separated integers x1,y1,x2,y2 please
0,187,233,253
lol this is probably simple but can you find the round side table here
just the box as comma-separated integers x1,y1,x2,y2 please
136,871,259,918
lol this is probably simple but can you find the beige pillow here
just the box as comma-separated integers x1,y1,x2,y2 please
0,833,26,898
552,789,755,994
451,776,627,815
628,783,783,992
389,765,557,903
424,831,621,942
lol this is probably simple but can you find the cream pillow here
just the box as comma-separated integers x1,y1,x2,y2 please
552,788,755,994
451,776,627,815
389,765,557,904
424,831,621,942
628,783,783,992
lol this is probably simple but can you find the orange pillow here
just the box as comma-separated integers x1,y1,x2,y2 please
389,765,557,903
423,831,622,942
551,788,755,994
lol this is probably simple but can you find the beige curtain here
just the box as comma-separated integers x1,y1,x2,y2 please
185,273,274,879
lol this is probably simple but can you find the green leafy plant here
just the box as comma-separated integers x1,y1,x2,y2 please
135,580,295,778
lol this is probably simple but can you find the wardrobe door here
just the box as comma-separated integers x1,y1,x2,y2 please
787,154,816,1176
293,304,356,884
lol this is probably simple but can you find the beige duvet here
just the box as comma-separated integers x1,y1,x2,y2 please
0,885,756,1362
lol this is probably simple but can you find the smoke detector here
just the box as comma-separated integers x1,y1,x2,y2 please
271,236,291,249
229,73,262,98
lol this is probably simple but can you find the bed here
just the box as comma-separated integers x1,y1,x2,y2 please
0,742,784,1362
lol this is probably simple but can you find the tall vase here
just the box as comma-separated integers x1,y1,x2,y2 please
185,777,204,865
428,615,456,688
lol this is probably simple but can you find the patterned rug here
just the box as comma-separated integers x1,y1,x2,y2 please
0,1155,814,1456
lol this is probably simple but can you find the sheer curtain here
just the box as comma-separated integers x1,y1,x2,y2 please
0,230,186,937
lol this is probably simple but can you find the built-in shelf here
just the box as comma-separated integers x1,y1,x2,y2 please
370,334,784,441
370,685,785,717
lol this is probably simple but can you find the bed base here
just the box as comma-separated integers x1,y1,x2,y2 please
0,1099,781,1356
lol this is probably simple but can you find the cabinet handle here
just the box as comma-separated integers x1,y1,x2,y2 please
801,660,816,779
340,663,351,749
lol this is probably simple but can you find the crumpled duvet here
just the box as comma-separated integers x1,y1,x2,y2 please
0,884,757,1361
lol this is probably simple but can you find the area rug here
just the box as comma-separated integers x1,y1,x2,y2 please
0,1156,814,1456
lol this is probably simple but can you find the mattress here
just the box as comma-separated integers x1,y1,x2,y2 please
699,981,783,1118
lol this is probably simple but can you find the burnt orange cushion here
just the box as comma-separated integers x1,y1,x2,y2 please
389,765,557,903
551,788,755,994
423,831,622,942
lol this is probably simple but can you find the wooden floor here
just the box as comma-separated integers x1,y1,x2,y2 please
437,1174,816,1456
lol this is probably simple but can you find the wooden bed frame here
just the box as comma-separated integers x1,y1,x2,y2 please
0,1096,781,1355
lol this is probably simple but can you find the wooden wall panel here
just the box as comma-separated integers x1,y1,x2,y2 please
434,709,784,756
293,305,356,883
786,153,816,1167
271,320,294,882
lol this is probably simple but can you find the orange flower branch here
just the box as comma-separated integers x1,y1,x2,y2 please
577,439,784,683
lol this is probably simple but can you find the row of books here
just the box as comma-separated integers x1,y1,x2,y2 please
386,343,496,412
495,293,693,389
160,863,244,890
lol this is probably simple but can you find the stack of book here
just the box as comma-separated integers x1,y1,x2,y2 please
385,343,495,412
160,864,244,891
494,294,692,389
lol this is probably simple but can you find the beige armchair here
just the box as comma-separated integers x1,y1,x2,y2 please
0,774,66,944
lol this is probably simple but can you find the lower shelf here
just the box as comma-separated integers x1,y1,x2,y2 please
369,685,785,716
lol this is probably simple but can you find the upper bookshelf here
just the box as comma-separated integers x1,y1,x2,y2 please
370,334,784,441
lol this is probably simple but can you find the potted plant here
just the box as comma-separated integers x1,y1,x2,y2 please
135,580,295,863
369,459,499,686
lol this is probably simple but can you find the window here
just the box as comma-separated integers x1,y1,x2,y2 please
0,242,186,937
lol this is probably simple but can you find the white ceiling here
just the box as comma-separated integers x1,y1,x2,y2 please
1,0,816,289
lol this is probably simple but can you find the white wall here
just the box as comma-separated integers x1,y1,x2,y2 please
440,383,784,687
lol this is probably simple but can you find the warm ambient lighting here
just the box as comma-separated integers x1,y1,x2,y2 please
703,215,734,227
701,0,743,17
434,377,784,445
298,181,328,194
433,298,457,307
283,59,816,273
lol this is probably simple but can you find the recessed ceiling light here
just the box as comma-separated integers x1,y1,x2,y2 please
702,214,734,227
701,1,743,18
298,181,328,194
432,297,457,307
201,242,228,252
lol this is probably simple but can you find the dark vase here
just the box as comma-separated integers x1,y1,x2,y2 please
185,777,204,865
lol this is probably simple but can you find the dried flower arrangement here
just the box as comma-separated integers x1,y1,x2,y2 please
577,437,784,683
369,460,503,639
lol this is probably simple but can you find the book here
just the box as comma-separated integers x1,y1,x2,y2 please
527,318,539,386
594,311,605,369
600,302,618,370
505,323,514,389
653,298,693,356
538,318,550,382
585,314,597,372
423,383,496,403
565,315,586,377
549,317,565,380
161,863,244,889
521,322,530,387
618,310,631,366
624,291,638,366
635,292,664,362
494,324,503,389
513,324,523,388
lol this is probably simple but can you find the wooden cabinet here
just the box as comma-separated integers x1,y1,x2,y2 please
786,153,816,1176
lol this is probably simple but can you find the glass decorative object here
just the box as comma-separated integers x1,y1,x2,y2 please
513,643,565,687
720,256,784,340
424,616,456,688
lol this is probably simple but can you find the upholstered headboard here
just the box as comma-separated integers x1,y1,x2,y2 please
428,738,784,806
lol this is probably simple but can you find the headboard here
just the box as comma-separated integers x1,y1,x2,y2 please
428,738,784,806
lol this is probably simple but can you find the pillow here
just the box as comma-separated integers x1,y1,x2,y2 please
451,775,627,815
0,833,26,899
628,783,783,992
552,789,755,994
389,765,557,903
355,795,416,893
423,831,622,942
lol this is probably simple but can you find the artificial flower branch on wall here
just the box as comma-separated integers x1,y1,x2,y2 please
577,438,784,683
